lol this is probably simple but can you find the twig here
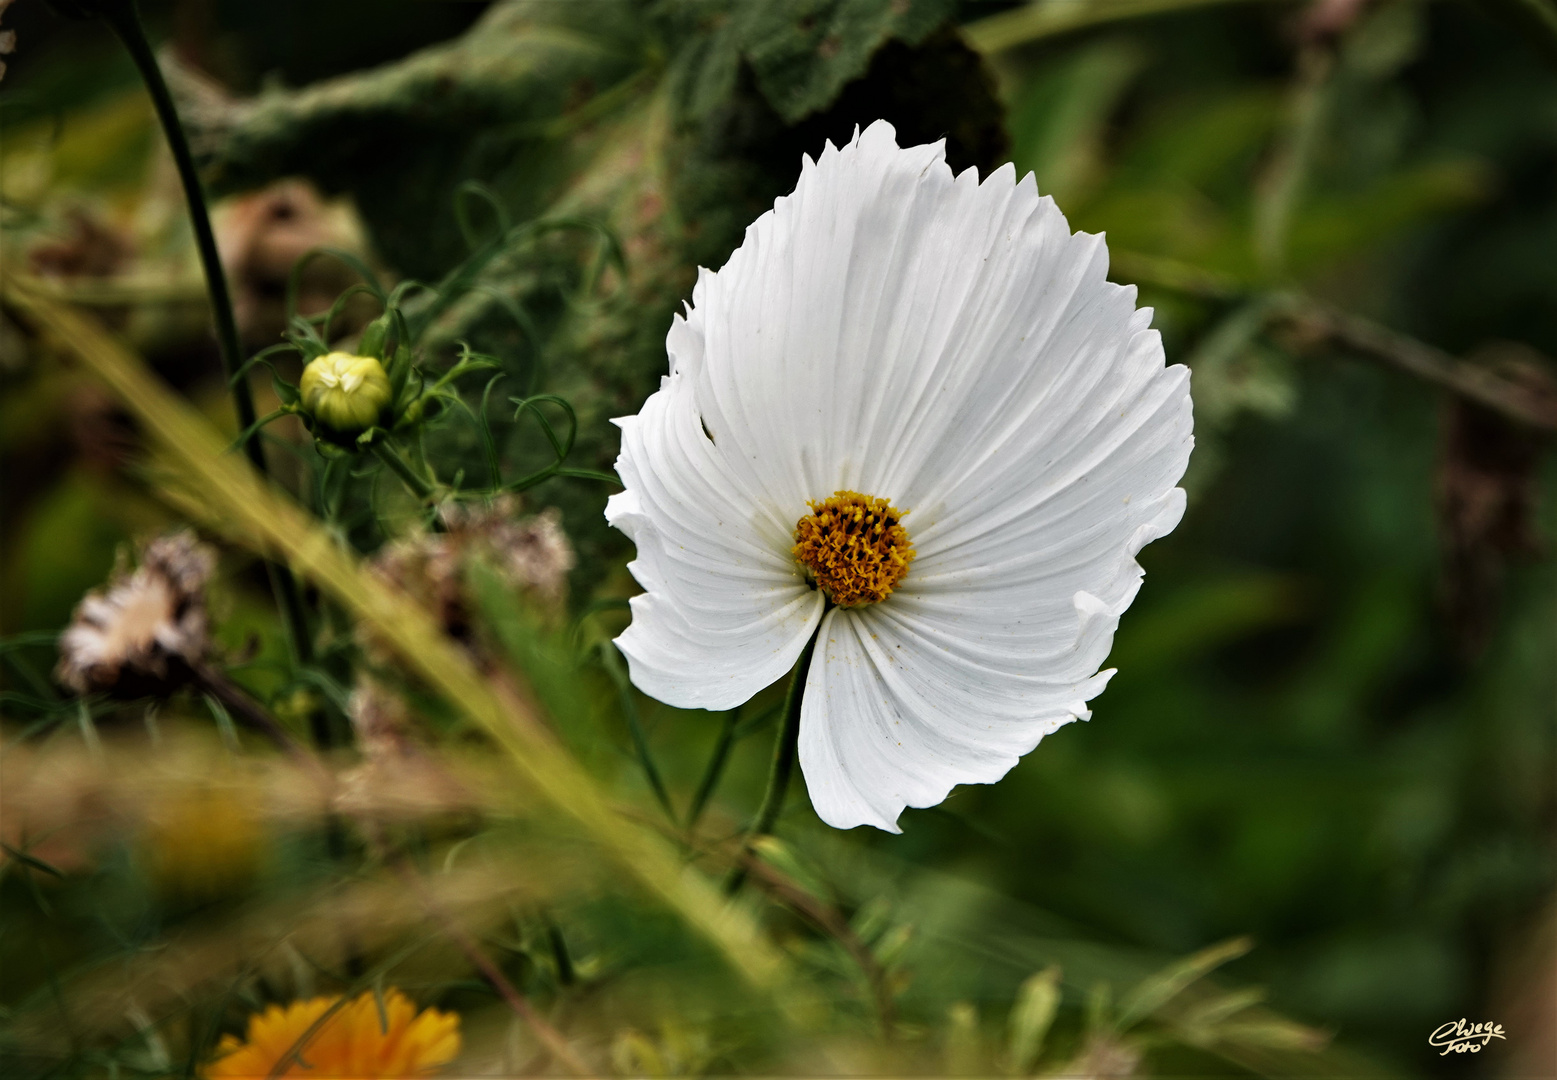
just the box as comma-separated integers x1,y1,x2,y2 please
1102,255,1557,433
1253,43,1334,274
190,661,308,759
370,440,437,502
388,857,591,1078
1275,300,1557,432
739,851,898,1037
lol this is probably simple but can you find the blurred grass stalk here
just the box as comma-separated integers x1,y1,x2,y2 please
1,274,815,1024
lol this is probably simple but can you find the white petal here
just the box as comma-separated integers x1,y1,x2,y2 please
673,121,958,516
607,367,824,711
797,608,908,833
801,604,1109,832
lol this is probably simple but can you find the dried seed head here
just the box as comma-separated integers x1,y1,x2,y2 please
348,677,415,762
56,531,216,696
370,497,575,648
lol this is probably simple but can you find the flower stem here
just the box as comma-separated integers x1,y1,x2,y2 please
600,641,678,825
386,856,591,1077
545,918,575,986
102,0,315,671
724,629,818,895
370,439,437,501
686,706,740,833
190,661,306,758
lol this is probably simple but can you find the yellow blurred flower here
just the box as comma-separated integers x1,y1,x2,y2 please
144,784,262,898
206,990,460,1079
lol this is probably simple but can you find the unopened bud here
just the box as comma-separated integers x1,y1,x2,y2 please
300,351,392,438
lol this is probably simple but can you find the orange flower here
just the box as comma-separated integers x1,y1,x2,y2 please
206,989,460,1078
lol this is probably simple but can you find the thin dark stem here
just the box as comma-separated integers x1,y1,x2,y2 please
269,563,316,669
686,707,740,833
388,858,590,1077
371,440,437,501
191,662,306,758
545,918,574,986
101,3,249,441
1102,252,1557,433
102,0,315,669
600,642,677,825
1276,299,1557,431
724,629,818,895
739,851,898,1036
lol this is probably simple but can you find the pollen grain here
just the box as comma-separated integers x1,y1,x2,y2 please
793,491,914,607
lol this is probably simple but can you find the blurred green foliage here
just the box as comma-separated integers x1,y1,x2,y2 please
1,0,1554,1077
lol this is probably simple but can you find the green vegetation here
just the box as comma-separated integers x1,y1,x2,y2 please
1,1,1552,1077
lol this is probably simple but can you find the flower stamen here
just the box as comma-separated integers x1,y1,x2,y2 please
793,491,914,607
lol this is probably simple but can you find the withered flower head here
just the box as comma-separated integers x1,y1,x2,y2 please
215,179,375,347
337,677,470,821
370,497,575,644
56,531,216,696
440,497,575,608
28,208,134,279
1067,1036,1143,1080
347,677,415,761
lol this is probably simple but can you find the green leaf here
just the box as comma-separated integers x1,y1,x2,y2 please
1178,986,1266,1034
751,835,831,901
944,1001,982,1076
271,374,300,407
1007,39,1146,207
0,843,66,880
1116,936,1253,1031
1184,297,1297,427
1006,966,1062,1076
740,0,954,123
659,0,955,124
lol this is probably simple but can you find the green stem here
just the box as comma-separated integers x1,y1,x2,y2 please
725,629,818,895
102,3,249,436
371,439,437,501
686,707,741,833
545,918,575,987
601,642,678,826
1253,43,1333,277
102,0,315,670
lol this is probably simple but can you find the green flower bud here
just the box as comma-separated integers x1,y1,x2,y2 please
300,352,392,439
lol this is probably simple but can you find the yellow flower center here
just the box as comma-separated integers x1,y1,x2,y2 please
792,491,915,607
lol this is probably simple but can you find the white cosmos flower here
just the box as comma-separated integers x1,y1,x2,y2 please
606,121,1193,833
